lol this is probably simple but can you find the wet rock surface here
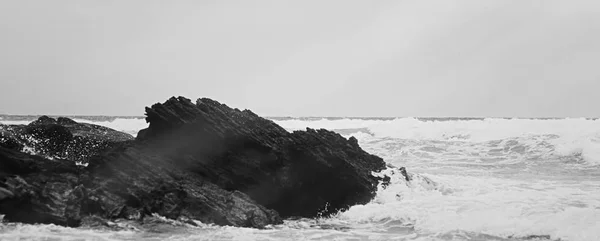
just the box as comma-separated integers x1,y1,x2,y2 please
0,116,133,163
0,147,81,226
137,97,387,217
0,96,395,228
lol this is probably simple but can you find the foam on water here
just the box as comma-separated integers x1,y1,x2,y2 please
332,169,600,241
1,117,600,240
0,120,35,126
273,117,600,241
71,118,148,136
275,117,600,166
274,117,600,140
0,223,138,241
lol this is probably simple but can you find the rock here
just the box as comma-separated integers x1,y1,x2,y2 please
0,127,23,151
83,141,282,228
135,96,387,217
0,116,134,164
28,115,57,125
0,147,81,226
0,96,392,229
0,145,281,228
0,187,13,200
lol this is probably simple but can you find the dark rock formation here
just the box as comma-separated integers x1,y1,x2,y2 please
0,116,133,163
0,147,81,226
0,96,393,229
135,97,387,217
81,141,282,228
0,143,281,228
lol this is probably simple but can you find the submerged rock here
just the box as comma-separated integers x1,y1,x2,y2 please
0,116,133,163
0,96,391,228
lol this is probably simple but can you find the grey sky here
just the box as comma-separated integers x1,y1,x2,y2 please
1,0,599,117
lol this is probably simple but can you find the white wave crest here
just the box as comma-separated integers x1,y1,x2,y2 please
72,118,147,136
274,117,600,141
333,168,600,241
274,117,600,166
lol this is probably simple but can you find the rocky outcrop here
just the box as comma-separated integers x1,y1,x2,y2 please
135,97,387,217
0,96,392,229
0,147,81,226
81,142,282,228
0,142,281,228
0,116,133,163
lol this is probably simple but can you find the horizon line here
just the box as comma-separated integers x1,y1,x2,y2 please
0,114,598,120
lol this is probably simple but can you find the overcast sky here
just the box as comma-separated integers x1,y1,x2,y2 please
1,0,599,117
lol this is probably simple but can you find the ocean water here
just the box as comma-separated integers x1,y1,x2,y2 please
1,116,600,241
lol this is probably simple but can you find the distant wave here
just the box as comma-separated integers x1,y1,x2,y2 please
3,116,600,165
273,117,600,140
274,117,600,166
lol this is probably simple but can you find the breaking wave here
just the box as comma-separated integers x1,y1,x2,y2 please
275,117,600,166
71,118,147,136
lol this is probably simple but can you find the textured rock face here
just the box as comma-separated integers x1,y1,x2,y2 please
0,116,133,163
137,97,387,217
0,142,281,228
82,142,282,228
0,96,391,228
0,147,81,226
